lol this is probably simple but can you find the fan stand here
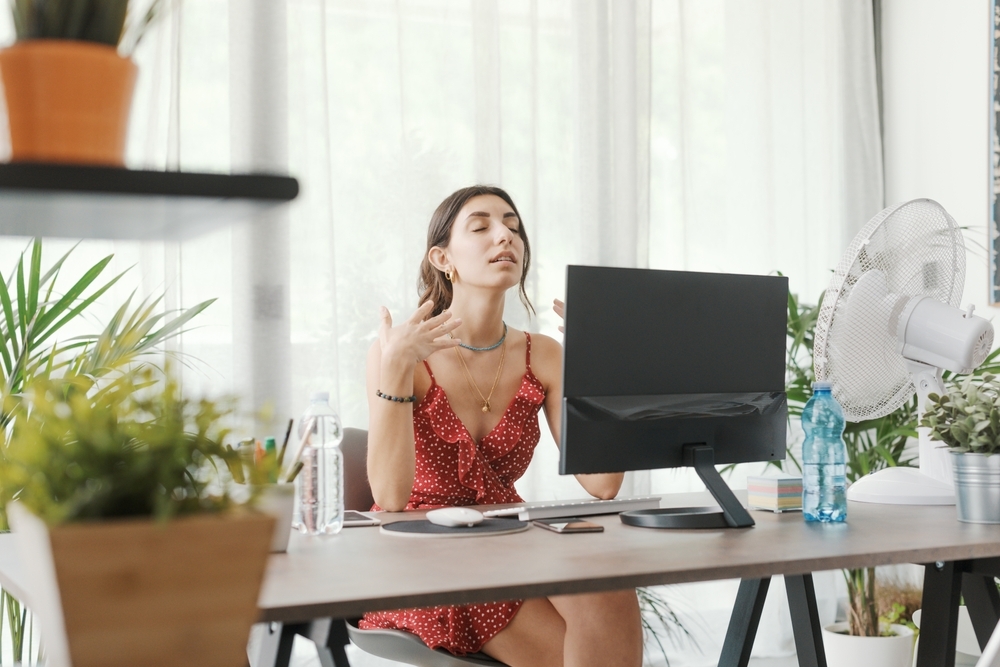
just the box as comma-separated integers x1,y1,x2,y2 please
846,361,956,506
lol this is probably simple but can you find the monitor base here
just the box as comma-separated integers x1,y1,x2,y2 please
620,444,755,529
621,507,729,529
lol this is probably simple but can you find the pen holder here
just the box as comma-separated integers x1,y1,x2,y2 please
258,483,295,552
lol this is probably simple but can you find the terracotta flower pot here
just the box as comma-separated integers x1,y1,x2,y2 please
9,502,274,667
0,39,137,166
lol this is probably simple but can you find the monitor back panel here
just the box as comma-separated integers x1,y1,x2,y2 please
560,266,788,474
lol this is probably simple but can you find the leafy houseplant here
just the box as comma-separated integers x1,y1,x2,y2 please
3,369,274,667
921,373,1000,454
0,238,212,664
0,369,245,523
0,0,170,165
921,371,1000,523
0,239,214,442
637,587,698,666
9,0,168,53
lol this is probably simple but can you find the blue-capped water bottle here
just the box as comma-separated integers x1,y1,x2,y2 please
802,381,847,523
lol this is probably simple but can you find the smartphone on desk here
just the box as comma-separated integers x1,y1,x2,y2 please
343,510,380,527
532,517,603,533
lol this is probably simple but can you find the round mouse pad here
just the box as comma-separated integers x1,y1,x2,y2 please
380,518,529,538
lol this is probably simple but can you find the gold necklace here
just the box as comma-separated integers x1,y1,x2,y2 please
453,336,506,412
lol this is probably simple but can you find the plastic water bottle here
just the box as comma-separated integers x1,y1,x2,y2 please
801,381,848,523
292,392,345,535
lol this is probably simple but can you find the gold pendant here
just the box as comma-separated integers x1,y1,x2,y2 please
482,401,490,413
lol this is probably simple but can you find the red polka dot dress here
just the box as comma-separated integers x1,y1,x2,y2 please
359,333,546,656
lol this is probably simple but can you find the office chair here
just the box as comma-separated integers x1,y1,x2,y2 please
325,428,507,667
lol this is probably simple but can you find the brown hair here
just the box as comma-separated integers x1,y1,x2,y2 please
418,185,535,318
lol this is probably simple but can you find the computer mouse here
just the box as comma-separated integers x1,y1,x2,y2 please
426,507,484,528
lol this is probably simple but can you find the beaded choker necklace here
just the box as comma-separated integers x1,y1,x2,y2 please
453,322,507,352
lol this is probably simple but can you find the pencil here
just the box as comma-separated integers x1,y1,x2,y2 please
285,460,305,483
286,416,315,476
277,417,293,467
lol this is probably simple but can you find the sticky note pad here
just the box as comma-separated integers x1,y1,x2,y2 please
747,475,803,513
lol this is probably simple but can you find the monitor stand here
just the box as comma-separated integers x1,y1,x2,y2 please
620,444,755,529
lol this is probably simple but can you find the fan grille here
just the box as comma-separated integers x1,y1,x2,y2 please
813,199,965,421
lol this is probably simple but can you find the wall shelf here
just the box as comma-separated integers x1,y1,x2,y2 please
0,163,299,240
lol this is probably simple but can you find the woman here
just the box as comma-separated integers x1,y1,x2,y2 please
361,185,643,667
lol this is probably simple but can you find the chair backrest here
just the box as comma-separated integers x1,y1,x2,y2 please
342,427,375,511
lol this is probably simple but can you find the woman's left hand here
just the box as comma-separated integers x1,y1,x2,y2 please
553,298,565,333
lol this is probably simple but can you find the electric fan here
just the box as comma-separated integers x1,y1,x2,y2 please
812,198,994,504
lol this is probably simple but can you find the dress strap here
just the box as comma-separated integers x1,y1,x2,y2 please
422,360,436,384
524,332,532,369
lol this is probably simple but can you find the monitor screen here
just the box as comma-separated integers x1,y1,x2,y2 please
559,266,788,476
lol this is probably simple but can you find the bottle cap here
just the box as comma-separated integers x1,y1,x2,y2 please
310,391,330,403
264,437,276,452
812,381,833,390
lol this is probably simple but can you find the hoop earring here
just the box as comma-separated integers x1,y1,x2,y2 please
445,269,454,282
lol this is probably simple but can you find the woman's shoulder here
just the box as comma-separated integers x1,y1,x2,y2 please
525,331,562,356
521,330,561,387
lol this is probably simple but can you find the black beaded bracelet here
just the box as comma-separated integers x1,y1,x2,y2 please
376,389,417,403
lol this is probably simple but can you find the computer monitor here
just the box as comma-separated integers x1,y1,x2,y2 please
560,266,788,528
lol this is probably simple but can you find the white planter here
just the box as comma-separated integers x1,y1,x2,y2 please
822,622,915,667
259,482,295,552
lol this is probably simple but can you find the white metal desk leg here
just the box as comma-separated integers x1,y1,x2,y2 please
977,620,1000,667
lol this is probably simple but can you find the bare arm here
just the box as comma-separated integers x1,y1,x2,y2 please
534,332,624,500
366,303,462,511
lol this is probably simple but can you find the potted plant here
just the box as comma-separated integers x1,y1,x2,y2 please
921,372,1000,523
0,368,273,667
0,0,170,165
0,238,214,663
786,289,918,667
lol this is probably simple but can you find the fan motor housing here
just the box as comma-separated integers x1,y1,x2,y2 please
896,296,994,374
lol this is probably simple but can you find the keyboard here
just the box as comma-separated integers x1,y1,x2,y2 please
482,496,662,521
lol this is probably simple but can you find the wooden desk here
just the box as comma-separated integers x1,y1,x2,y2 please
256,492,1000,667
1,493,998,667
258,492,1000,622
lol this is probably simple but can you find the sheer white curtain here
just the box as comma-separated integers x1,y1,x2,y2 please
0,1,882,664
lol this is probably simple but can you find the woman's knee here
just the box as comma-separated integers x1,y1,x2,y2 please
481,597,565,667
550,589,641,630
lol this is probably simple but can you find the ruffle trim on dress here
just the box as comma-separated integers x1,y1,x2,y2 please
422,375,544,503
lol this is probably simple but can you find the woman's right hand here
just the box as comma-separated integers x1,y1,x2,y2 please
378,301,463,365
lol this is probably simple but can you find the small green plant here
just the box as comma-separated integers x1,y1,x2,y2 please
9,0,172,54
879,602,918,635
0,368,247,526
844,567,879,637
637,587,698,666
921,373,1000,454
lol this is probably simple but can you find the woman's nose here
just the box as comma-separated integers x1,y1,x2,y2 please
496,223,514,243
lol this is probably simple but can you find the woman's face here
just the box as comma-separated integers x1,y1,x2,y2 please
439,194,524,292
